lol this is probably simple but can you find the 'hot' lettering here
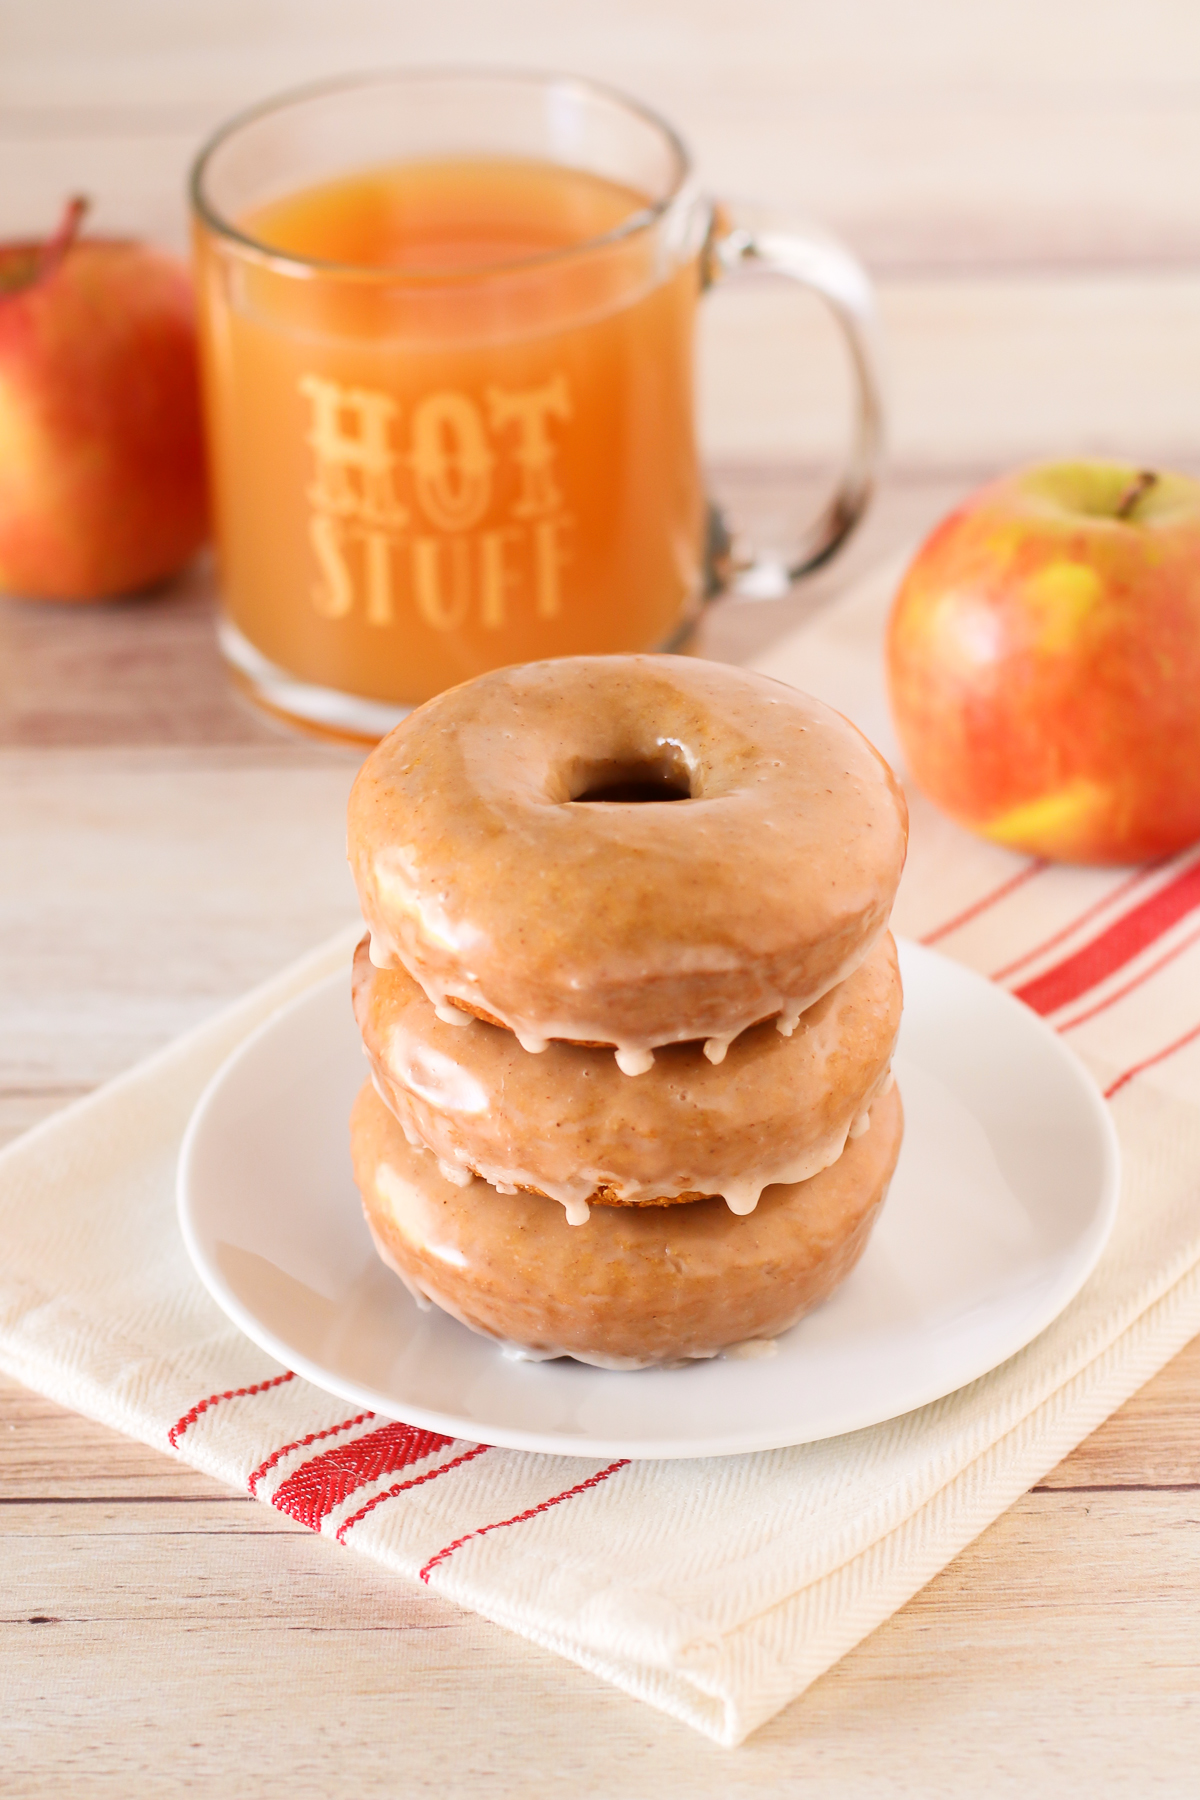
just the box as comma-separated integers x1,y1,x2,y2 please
298,372,574,631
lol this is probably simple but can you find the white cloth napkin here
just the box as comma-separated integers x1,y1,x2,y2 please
5,559,1200,1747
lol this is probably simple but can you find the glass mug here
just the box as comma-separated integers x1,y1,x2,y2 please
191,70,882,741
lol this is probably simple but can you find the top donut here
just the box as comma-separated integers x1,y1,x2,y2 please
347,655,908,1073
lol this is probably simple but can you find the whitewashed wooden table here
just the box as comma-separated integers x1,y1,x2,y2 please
4,4,1200,1791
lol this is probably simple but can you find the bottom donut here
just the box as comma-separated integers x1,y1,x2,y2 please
350,1078,904,1369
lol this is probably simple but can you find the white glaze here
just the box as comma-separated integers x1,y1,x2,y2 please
367,929,394,970
401,948,876,1077
436,1157,475,1189
722,1337,779,1360
347,657,908,1061
375,1163,470,1268
775,998,805,1038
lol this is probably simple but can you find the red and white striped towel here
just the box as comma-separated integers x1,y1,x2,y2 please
4,557,1200,1746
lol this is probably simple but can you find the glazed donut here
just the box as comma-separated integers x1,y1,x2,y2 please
353,930,902,1225
350,1078,904,1368
348,656,907,1074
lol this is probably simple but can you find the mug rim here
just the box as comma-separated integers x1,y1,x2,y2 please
190,66,697,284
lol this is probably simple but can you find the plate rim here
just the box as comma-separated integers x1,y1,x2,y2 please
177,937,1122,1459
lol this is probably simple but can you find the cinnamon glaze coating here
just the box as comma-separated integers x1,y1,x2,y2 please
348,656,908,1071
351,1078,904,1368
353,930,902,1222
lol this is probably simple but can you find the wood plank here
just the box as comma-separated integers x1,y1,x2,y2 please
3,1443,1198,1792
0,562,286,749
0,744,359,1114
788,1489,1200,1795
0,1087,90,1147
5,0,1200,271
701,278,1200,466
1039,1334,1200,1490
0,1380,231,1499
6,1335,1196,1507
6,1124,1195,1792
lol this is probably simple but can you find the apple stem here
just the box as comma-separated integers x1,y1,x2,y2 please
1115,469,1158,521
38,195,89,280
0,195,90,299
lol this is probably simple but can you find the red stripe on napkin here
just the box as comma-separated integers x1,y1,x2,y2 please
1014,857,1200,1017
248,1411,374,1496
1104,1017,1200,1100
336,1442,493,1543
920,860,1046,946
419,1459,631,1584
991,863,1161,982
270,1419,453,1531
1058,920,1200,1033
168,1370,295,1449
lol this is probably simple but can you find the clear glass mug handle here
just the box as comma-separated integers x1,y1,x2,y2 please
701,206,885,600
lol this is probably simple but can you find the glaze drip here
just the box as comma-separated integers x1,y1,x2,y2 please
352,1079,906,1370
436,1157,474,1189
354,933,903,1224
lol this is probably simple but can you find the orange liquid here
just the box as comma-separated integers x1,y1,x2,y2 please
194,159,705,718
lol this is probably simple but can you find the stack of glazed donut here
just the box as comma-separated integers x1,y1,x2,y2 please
346,655,909,1369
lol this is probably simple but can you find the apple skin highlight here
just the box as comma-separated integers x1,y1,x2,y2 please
0,212,208,601
886,461,1200,866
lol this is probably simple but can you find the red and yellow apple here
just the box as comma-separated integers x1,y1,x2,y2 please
886,460,1200,865
0,198,208,600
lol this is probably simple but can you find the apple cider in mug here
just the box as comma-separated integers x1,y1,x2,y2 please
194,157,705,714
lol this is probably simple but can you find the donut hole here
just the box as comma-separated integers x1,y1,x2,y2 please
568,751,693,805
576,774,691,803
